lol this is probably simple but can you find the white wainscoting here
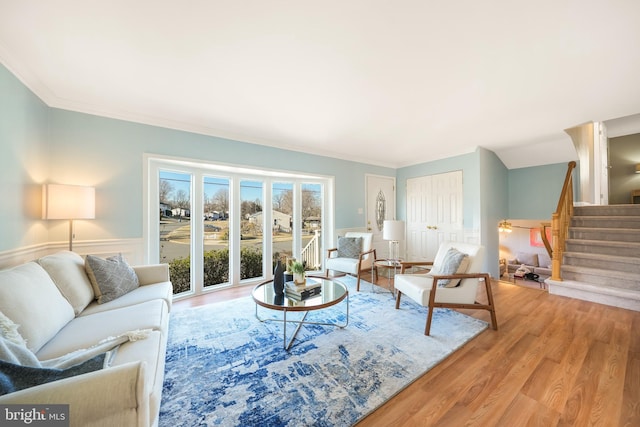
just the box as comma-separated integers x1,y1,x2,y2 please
0,238,144,269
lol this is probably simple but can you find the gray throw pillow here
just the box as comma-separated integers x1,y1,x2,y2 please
85,254,139,304
337,237,363,258
431,247,469,288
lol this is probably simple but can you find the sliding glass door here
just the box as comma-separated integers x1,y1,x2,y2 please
148,156,332,298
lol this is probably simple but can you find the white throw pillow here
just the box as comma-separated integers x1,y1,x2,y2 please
38,251,95,315
429,247,470,288
0,262,75,353
85,254,140,304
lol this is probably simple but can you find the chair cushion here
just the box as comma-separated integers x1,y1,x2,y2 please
430,247,469,288
337,237,362,258
325,257,360,275
85,254,140,304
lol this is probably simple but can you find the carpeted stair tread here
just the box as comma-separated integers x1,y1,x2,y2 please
565,239,640,257
574,205,640,216
571,216,640,228
561,265,640,291
563,252,640,274
569,227,640,242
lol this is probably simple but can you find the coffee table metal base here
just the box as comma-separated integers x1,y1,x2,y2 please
254,295,349,350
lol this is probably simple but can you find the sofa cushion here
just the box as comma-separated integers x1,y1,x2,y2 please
538,253,552,269
36,300,169,360
38,251,95,315
79,282,173,317
0,262,74,353
516,252,539,267
85,254,140,304
111,330,165,398
337,237,362,259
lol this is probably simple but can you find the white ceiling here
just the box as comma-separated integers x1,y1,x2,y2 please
1,1,639,169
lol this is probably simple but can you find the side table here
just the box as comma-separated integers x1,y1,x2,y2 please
373,259,402,294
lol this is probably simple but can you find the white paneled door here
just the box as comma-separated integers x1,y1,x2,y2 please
406,170,463,262
365,174,396,260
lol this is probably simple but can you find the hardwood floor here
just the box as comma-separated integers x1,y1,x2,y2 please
173,274,640,427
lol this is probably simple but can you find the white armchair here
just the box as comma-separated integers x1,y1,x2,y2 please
394,241,497,335
325,232,377,291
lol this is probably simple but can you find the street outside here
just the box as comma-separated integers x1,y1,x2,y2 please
159,218,313,263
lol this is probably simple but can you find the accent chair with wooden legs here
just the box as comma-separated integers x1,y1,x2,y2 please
325,232,377,291
394,241,497,335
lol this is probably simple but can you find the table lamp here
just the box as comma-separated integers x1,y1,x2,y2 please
383,220,405,262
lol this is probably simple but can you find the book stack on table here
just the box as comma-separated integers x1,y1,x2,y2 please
285,278,322,300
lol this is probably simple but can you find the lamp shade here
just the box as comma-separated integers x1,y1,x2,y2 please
383,220,405,241
43,184,95,220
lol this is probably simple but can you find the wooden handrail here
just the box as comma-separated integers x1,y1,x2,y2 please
550,161,577,281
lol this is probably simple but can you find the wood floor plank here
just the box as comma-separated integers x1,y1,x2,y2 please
173,277,640,427
621,351,640,426
558,341,608,427
588,322,630,427
494,392,559,427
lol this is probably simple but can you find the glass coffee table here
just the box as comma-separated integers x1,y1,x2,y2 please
252,277,349,350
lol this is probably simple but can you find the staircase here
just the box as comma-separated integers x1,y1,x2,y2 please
547,204,640,311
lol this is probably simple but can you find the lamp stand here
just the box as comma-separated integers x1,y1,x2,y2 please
68,219,74,251
388,240,399,263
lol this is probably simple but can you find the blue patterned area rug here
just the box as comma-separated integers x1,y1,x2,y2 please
159,276,488,426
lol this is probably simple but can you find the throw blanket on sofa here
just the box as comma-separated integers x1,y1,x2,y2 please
0,329,152,369
0,329,152,395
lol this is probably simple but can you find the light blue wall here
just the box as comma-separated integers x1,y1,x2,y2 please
508,163,568,220
479,148,509,276
0,61,570,276
0,62,394,251
0,65,50,252
47,109,394,240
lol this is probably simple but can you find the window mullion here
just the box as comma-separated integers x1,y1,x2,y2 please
263,180,273,278
229,177,240,285
192,171,205,294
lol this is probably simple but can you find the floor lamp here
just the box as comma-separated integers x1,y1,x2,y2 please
383,220,405,263
43,184,95,251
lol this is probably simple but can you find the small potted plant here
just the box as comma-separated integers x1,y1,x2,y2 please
291,261,305,285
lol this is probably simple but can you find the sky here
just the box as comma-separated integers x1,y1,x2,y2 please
160,171,318,206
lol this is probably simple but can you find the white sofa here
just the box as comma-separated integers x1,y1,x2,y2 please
0,251,172,427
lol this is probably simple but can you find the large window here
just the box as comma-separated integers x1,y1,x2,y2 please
146,156,334,299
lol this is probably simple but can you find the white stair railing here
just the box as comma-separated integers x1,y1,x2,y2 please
301,230,321,269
